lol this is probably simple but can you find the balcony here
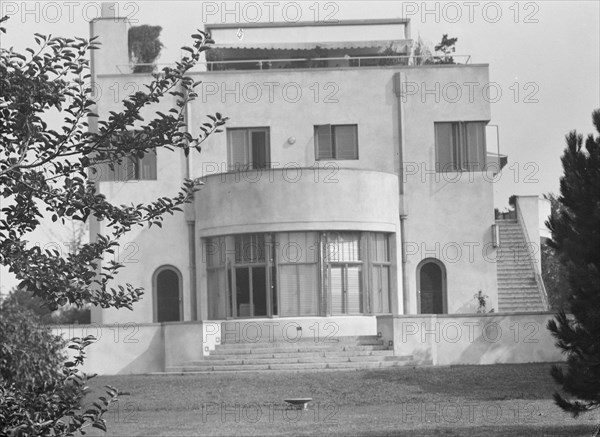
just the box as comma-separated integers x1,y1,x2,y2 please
485,124,508,174
194,167,400,237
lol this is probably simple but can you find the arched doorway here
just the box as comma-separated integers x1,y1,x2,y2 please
417,259,447,314
153,266,182,322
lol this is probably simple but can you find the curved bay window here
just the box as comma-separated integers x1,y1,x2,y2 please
205,231,393,319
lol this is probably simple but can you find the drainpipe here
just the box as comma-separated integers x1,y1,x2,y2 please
184,88,197,321
393,72,410,315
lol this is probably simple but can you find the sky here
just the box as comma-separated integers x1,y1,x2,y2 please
0,1,599,293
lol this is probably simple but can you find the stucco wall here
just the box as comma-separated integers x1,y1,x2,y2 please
52,324,165,375
217,316,378,343
195,168,399,236
399,66,498,314
90,71,193,324
188,67,400,175
378,313,564,365
52,322,220,374
93,64,495,322
516,195,543,271
51,314,563,375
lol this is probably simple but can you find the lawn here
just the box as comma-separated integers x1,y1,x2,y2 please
84,363,599,436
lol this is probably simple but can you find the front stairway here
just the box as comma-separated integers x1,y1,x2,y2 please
496,219,547,312
166,335,417,373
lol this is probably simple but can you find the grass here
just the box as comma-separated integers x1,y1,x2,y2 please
84,363,599,436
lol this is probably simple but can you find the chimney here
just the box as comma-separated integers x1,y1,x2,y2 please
89,2,130,75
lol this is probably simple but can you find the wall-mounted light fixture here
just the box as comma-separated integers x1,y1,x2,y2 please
287,137,296,144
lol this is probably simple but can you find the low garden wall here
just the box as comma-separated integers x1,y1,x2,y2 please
377,312,564,365
51,321,219,375
51,313,564,375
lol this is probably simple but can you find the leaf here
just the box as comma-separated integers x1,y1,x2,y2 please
92,421,107,432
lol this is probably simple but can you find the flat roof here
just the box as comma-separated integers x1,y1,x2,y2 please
205,18,410,30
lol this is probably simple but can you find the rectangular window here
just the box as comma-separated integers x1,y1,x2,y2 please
234,234,265,264
370,233,391,314
227,128,270,171
206,236,228,319
325,232,363,315
277,232,319,317
435,121,487,171
314,124,358,160
97,132,157,181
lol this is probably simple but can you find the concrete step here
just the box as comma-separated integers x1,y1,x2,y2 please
497,264,536,271
210,344,389,355
218,337,384,349
205,349,395,361
497,274,537,279
498,296,544,303
498,297,544,304
178,354,406,368
497,280,538,286
498,287,539,292
497,266,536,272
498,305,545,312
497,272,536,278
166,356,417,373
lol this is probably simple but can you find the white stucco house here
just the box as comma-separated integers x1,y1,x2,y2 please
83,9,556,373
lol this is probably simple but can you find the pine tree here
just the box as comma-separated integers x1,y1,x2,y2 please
547,109,600,419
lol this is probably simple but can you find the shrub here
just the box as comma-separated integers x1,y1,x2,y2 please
0,296,117,435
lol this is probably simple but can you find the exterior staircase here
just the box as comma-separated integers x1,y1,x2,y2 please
496,219,547,312
166,335,418,373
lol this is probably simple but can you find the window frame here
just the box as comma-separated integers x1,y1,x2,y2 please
314,124,359,161
205,231,393,320
227,127,271,172
96,131,157,182
434,121,488,172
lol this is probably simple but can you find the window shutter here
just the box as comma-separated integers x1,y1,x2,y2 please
334,125,358,160
371,265,381,314
330,266,344,314
250,130,268,169
207,267,227,319
298,264,319,315
435,123,456,171
228,130,249,171
96,163,113,182
315,125,333,159
278,264,298,316
276,232,319,317
465,122,486,171
381,265,390,313
346,266,362,313
126,155,138,180
140,150,157,180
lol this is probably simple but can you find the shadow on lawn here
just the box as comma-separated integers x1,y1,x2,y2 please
361,363,560,401
345,424,598,437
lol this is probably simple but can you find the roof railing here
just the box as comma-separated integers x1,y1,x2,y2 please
115,54,472,74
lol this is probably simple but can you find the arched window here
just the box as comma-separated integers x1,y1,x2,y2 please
153,266,182,322
417,258,447,314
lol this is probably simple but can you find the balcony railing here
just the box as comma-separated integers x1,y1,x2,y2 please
115,54,472,74
485,124,508,172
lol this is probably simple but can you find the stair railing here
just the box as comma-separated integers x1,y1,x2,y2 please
514,201,550,310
